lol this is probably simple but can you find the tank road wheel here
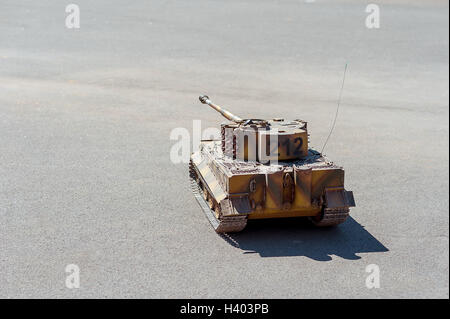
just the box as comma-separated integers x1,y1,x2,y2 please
214,204,222,219
208,195,215,210
203,186,209,201
189,160,201,186
309,207,349,227
189,161,196,180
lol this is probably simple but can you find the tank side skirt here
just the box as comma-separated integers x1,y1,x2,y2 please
190,160,247,233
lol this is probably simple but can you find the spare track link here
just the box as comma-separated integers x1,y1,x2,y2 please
189,160,247,233
312,207,349,227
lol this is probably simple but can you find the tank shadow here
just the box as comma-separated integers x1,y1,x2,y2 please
220,217,388,261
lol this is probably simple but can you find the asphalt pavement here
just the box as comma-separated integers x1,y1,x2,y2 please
0,0,448,298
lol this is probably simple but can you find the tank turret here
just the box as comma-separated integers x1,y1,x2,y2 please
199,95,309,162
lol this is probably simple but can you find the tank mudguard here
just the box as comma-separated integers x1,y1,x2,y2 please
324,187,356,208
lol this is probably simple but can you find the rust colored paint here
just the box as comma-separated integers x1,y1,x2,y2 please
265,170,284,210
293,166,312,208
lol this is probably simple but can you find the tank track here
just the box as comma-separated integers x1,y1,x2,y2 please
189,161,247,233
310,207,349,227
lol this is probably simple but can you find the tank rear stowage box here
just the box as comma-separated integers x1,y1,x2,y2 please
189,95,356,233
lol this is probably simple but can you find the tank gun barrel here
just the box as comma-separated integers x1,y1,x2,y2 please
199,95,243,123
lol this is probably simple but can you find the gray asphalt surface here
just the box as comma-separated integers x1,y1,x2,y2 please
0,0,448,298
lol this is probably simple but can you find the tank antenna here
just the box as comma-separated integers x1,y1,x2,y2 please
321,63,348,155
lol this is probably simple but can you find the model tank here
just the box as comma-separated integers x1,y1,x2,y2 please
189,95,355,233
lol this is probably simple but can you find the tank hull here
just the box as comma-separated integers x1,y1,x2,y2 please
190,140,355,233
